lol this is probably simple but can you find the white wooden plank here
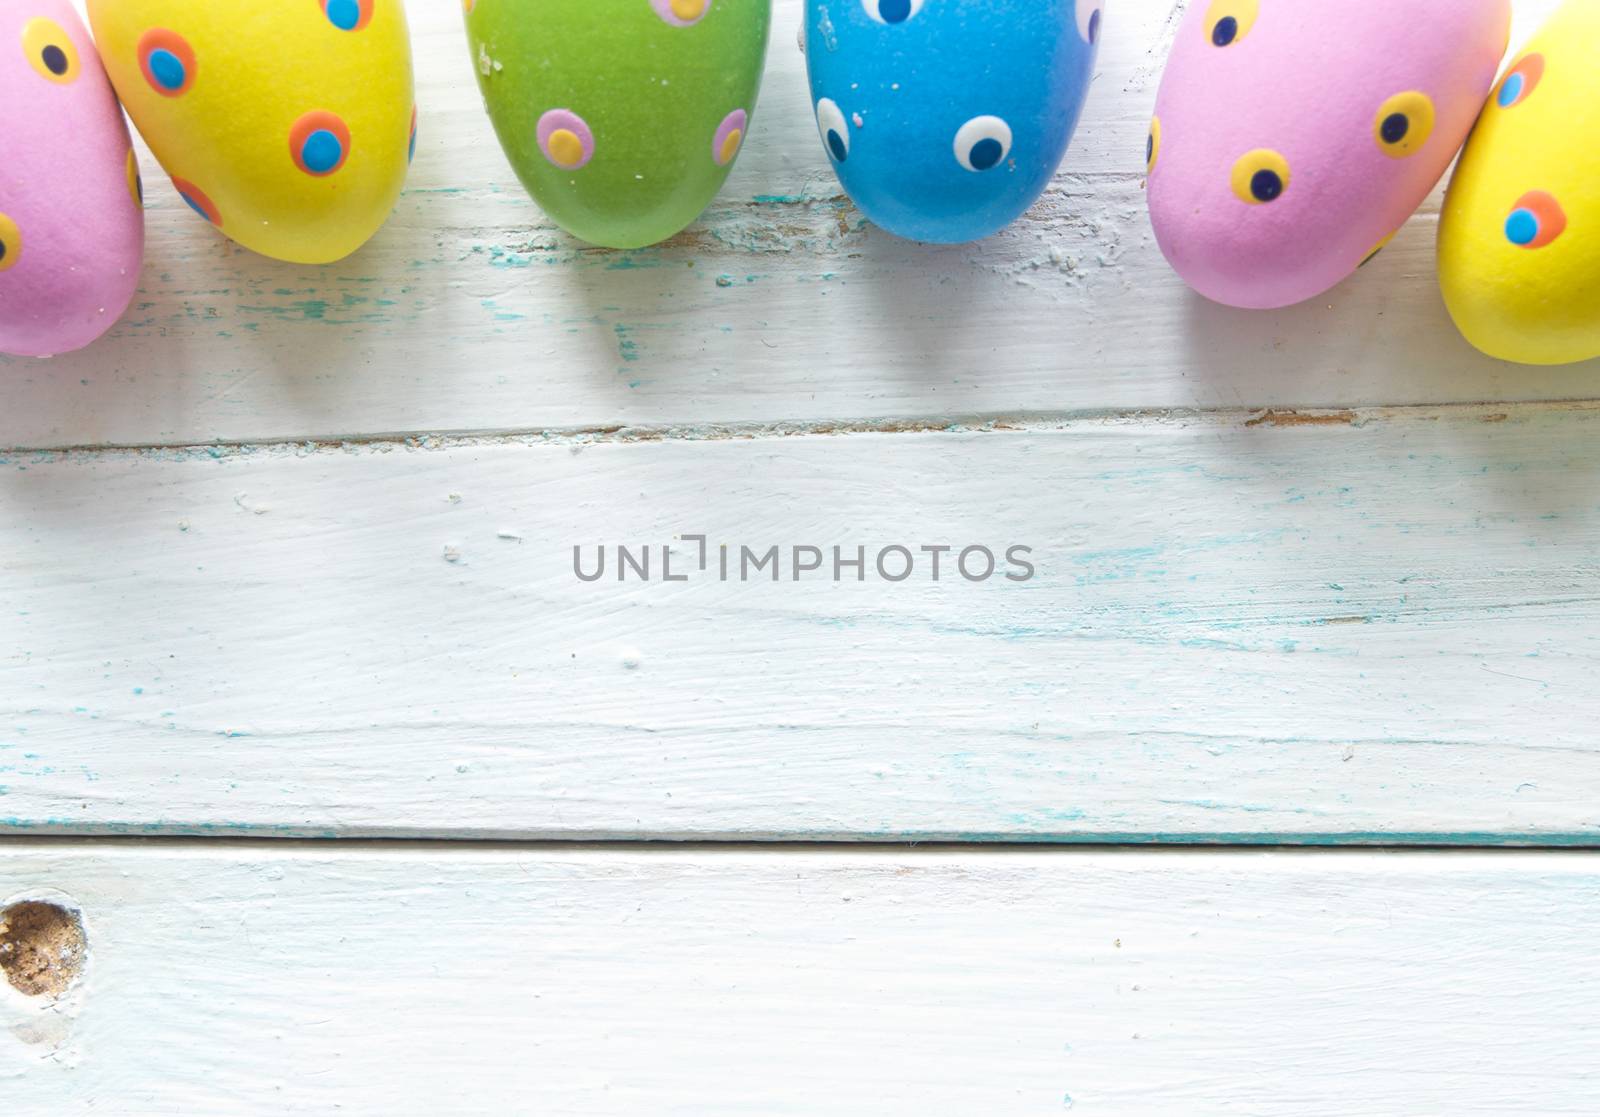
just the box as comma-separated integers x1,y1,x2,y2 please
3,404,1599,841
3,0,1586,450
3,843,1598,1113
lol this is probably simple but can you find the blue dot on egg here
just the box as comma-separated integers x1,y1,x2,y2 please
180,192,208,220
302,129,345,175
148,48,186,91
880,0,911,22
326,0,362,30
1498,73,1524,108
827,129,848,162
1505,208,1539,246
969,138,1004,171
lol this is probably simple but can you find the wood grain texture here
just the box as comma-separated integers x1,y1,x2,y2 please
4,404,1598,841
0,0,1586,451
3,843,1599,1114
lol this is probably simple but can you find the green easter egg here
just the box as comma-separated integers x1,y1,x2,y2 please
465,0,771,249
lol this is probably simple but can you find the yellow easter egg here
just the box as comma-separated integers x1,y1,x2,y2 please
87,0,415,264
1438,0,1600,365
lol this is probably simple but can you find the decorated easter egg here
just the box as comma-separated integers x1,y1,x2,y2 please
804,0,1103,245
1147,0,1510,310
1438,1,1600,365
464,0,771,250
0,0,143,357
86,0,415,265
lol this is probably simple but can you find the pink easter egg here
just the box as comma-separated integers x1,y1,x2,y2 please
1,0,144,357
1147,0,1510,310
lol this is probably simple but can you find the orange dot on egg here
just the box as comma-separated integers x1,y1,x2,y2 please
138,28,196,97
671,0,707,20
719,128,743,165
171,177,222,227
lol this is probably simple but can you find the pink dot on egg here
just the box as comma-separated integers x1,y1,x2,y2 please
537,109,595,170
712,109,747,166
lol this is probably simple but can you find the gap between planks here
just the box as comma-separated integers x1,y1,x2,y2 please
6,835,1600,858
5,397,1598,459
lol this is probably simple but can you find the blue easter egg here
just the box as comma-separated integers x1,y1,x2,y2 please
804,0,1102,244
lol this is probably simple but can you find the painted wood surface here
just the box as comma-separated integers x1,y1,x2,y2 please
4,843,1599,1114
5,403,1599,841
0,0,1585,451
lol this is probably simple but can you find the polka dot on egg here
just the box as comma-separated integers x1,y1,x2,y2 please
409,105,419,164
1498,54,1544,109
1360,232,1396,268
1076,0,1104,45
862,0,924,22
1373,91,1435,159
126,148,143,208
954,116,1013,173
537,109,595,170
0,212,21,272
138,29,196,96
1505,190,1566,249
1204,0,1258,46
713,109,747,166
291,110,352,176
650,0,709,28
1230,148,1290,205
23,18,80,83
320,0,373,32
171,177,222,227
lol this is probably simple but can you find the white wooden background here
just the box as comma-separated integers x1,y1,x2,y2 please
3,0,1598,1110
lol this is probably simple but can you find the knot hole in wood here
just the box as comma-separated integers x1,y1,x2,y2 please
0,900,87,998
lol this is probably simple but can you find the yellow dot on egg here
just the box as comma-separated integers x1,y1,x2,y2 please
548,128,585,168
719,128,743,165
671,0,707,21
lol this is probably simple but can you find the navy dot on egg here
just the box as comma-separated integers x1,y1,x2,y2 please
970,138,1004,171
1251,169,1283,202
42,44,68,75
1212,16,1238,46
827,129,847,161
0,241,7,264
1089,9,1101,43
1382,113,1409,145
879,0,912,22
